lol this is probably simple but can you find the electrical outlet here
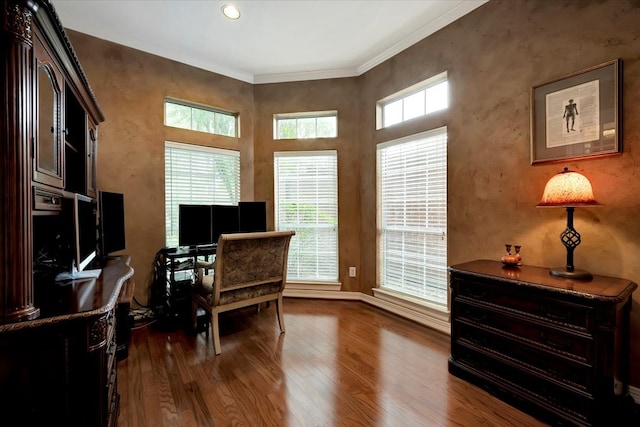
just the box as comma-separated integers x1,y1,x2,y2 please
349,267,356,277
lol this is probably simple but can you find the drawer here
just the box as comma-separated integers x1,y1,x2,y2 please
106,363,117,406
106,333,117,376
454,321,594,392
454,345,594,424
33,186,63,211
453,277,593,332
88,309,116,351
457,302,593,363
107,309,116,340
108,389,120,427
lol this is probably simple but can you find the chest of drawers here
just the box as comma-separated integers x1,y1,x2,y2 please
449,260,637,426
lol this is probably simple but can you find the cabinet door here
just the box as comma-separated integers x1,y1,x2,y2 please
86,123,98,198
33,32,64,189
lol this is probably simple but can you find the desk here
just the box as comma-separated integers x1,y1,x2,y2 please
116,278,134,360
154,246,216,329
0,257,134,427
165,245,216,285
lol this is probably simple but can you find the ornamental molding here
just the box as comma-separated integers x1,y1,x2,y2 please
4,2,32,45
88,316,108,350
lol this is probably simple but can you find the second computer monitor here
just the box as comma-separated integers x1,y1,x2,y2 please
209,202,267,245
239,201,267,233
211,205,239,244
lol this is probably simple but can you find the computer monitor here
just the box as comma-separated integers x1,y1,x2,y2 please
238,201,267,233
178,204,213,247
57,194,98,281
98,191,126,256
211,205,239,244
74,194,98,273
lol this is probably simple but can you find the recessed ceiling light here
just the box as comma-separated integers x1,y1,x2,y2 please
222,4,240,20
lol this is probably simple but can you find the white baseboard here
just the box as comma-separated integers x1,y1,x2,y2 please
283,288,360,300
361,293,450,335
283,288,450,335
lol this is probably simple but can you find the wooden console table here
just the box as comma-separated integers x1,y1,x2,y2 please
449,259,637,426
0,257,134,427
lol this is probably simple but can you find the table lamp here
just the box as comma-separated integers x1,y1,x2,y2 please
537,167,600,280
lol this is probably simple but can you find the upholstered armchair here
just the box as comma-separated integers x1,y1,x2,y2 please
191,230,295,355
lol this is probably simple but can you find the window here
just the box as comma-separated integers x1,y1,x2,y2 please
165,141,239,247
377,128,447,305
274,111,337,139
274,151,338,281
164,99,237,137
377,72,448,129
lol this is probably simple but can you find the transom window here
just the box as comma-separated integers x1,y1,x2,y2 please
164,99,237,137
377,72,448,129
274,111,337,139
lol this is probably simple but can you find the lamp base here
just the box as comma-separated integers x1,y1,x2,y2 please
549,267,593,281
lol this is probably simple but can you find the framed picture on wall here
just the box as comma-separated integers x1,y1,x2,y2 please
530,59,621,164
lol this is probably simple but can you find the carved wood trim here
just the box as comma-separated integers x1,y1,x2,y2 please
3,1,33,45
1,1,39,324
88,316,108,351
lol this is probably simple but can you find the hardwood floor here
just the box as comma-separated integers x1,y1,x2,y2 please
117,298,547,426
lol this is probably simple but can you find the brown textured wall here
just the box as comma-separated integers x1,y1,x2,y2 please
253,79,362,291
360,0,640,385
66,0,640,386
67,30,255,303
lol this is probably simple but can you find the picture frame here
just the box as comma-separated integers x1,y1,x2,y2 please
530,59,621,164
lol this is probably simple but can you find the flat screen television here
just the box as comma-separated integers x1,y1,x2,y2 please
178,204,213,247
238,201,267,233
211,204,239,244
98,191,126,256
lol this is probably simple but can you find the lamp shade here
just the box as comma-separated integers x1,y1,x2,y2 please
537,167,600,207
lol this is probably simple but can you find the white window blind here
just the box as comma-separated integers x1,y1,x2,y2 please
165,141,240,247
377,128,447,305
274,151,338,281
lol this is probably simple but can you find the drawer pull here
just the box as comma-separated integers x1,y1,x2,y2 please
467,312,487,322
539,360,564,378
539,385,561,405
466,290,487,299
540,305,570,321
469,336,488,346
539,332,571,351
461,307,487,322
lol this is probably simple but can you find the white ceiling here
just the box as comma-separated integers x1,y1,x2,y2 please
53,0,487,84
